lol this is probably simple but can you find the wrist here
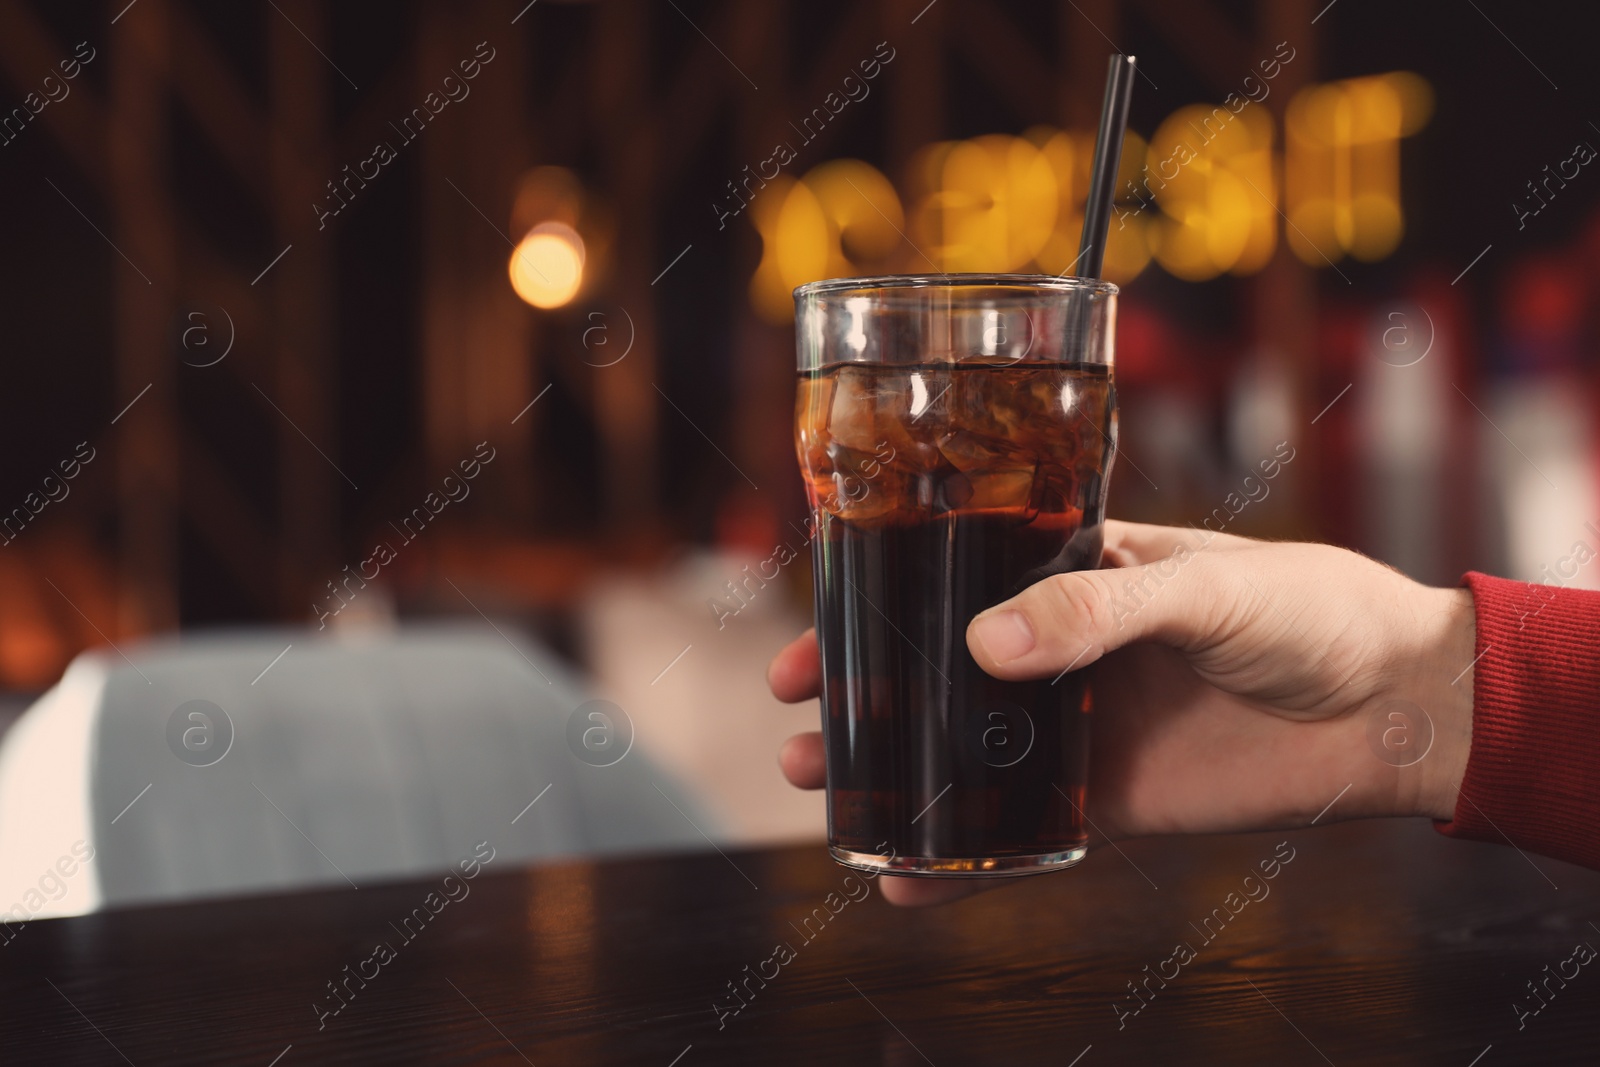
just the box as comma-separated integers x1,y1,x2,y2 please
1348,582,1475,822
1411,585,1476,820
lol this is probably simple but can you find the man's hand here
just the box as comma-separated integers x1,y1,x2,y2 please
770,520,1476,906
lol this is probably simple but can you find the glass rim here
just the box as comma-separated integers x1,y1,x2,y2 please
793,272,1119,300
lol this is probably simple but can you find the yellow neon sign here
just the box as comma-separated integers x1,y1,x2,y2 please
747,71,1430,321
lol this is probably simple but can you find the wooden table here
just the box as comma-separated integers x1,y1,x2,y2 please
3,818,1598,1065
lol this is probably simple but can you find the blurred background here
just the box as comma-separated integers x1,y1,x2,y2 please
0,0,1598,866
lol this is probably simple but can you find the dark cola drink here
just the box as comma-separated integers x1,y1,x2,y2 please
796,357,1115,875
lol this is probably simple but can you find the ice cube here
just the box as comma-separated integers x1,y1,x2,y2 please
934,429,1038,514
935,470,973,510
1029,464,1081,516
966,467,1038,513
795,373,836,455
826,365,908,453
817,442,903,526
908,367,953,424
936,428,1025,474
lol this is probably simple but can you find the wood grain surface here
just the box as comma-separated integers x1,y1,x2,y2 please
3,817,1598,1065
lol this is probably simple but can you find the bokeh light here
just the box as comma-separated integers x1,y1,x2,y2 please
1286,71,1433,266
914,134,1058,271
1146,104,1278,281
750,160,903,323
1029,127,1151,283
509,221,586,309
743,71,1430,312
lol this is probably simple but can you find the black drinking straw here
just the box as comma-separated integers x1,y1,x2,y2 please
1076,54,1139,280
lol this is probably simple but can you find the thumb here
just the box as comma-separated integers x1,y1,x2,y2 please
966,544,1216,681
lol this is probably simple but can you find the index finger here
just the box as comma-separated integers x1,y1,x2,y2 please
1101,519,1243,569
767,628,821,703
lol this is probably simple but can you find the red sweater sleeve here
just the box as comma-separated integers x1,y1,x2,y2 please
1436,572,1600,871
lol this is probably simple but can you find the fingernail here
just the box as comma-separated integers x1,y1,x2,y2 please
972,610,1035,664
